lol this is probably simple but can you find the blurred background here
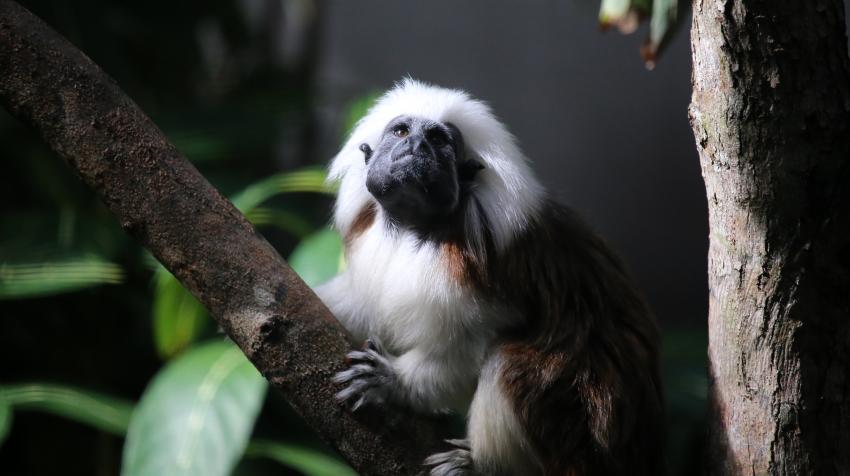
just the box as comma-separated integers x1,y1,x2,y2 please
0,0,711,475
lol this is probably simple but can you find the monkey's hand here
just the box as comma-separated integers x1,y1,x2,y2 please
333,338,397,411
424,439,480,476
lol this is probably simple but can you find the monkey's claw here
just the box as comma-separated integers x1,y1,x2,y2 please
424,439,479,476
333,337,396,411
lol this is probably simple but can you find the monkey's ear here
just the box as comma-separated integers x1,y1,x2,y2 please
359,143,374,164
458,159,485,182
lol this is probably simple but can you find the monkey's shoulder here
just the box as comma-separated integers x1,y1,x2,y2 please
488,199,657,346
490,199,631,295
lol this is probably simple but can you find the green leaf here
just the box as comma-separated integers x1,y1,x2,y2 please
342,93,380,139
0,398,11,447
122,341,268,476
152,267,210,359
244,207,314,239
0,255,124,300
599,0,631,21
287,228,344,287
599,0,650,32
245,439,356,476
642,0,681,68
0,383,133,435
230,167,335,214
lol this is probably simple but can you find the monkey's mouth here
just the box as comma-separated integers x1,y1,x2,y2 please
391,152,433,171
368,154,433,195
366,167,427,201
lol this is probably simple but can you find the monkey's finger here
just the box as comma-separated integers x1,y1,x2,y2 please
332,364,376,384
345,350,376,364
423,453,446,466
444,439,471,450
428,463,469,476
365,338,381,353
346,349,387,366
350,394,374,412
365,336,391,354
423,450,457,466
334,378,377,403
423,449,473,474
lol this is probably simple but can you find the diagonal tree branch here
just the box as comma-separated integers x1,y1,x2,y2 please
0,1,444,474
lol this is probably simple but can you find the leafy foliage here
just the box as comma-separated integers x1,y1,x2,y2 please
152,267,210,359
122,341,267,476
341,92,381,139
0,399,10,447
0,255,124,300
244,207,314,239
0,383,134,436
0,377,355,476
230,167,335,213
246,440,357,476
151,166,342,359
599,0,684,68
0,2,359,474
287,228,344,288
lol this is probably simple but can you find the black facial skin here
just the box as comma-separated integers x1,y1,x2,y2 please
362,115,483,234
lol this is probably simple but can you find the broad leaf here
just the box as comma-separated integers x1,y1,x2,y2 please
245,439,356,476
0,256,123,300
230,167,334,213
122,341,267,476
287,228,344,287
152,267,209,359
0,383,133,435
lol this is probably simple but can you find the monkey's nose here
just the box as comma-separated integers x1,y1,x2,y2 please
400,134,430,158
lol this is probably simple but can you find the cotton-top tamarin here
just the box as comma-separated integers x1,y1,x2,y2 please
317,79,664,476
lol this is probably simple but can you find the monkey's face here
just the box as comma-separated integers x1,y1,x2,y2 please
364,115,481,230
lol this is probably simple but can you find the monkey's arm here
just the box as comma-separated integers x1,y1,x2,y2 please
314,274,369,341
334,341,478,414
318,273,481,413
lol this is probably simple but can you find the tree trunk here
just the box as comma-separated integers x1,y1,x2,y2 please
690,1,850,474
0,1,445,474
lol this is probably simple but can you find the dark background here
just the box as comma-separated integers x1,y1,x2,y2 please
5,0,817,474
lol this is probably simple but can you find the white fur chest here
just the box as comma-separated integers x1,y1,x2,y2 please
313,214,506,411
339,222,485,354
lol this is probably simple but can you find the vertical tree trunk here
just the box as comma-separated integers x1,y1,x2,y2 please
690,1,850,474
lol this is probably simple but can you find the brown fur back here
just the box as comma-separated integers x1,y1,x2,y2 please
488,201,664,475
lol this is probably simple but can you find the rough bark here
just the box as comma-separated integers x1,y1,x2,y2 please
0,1,446,474
690,0,850,474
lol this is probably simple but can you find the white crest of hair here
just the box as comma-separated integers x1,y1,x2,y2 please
328,77,545,251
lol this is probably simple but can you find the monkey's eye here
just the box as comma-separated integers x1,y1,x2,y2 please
392,124,409,138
